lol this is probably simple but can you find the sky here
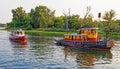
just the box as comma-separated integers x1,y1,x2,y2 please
0,0,120,23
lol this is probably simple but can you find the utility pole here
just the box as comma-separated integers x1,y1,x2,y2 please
98,12,101,21
63,8,70,34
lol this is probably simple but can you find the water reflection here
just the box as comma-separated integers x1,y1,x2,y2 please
7,33,115,69
10,41,27,55
28,35,53,44
10,41,27,48
28,35,113,68
27,36,55,59
0,30,118,69
64,47,112,67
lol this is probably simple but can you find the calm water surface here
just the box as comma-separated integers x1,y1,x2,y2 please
0,30,120,69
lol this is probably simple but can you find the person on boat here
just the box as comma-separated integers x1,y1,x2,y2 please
16,30,19,35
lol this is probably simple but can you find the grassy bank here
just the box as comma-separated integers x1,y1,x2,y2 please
98,31,120,40
110,32,120,40
25,30,120,40
25,30,76,36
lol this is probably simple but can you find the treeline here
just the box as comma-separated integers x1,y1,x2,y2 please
7,5,82,31
7,5,120,37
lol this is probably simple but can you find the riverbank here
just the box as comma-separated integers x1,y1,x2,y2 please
98,31,120,40
25,30,120,40
25,30,75,36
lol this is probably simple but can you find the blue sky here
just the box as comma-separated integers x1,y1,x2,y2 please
0,0,120,23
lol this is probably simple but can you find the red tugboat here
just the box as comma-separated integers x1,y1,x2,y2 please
9,29,27,42
56,28,115,50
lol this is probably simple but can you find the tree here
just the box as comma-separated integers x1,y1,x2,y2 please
8,7,31,29
68,14,81,29
54,16,65,29
115,20,120,31
29,5,55,29
102,9,119,39
62,9,81,31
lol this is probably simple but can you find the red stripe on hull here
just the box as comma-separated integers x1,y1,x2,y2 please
89,38,97,42
10,36,27,42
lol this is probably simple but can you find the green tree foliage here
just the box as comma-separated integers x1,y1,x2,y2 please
8,7,31,29
114,20,120,31
102,9,119,38
29,5,55,29
84,14,95,27
53,15,81,31
68,14,81,29
53,16,65,29
8,5,120,34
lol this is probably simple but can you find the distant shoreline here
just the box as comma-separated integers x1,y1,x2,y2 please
25,30,120,40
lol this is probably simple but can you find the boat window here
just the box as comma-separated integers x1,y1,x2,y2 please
82,30,84,33
73,36,75,39
92,29,96,35
94,30,96,33
17,31,19,34
83,35,87,41
91,29,93,33
79,36,81,39
71,36,74,40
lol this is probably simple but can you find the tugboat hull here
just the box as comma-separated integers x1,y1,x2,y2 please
55,28,115,50
56,40,113,50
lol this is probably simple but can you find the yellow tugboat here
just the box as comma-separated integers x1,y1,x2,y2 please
56,27,114,50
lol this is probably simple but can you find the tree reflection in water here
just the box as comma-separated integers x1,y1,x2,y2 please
27,36,55,60
64,47,112,67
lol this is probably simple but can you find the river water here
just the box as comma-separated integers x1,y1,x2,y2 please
0,30,120,69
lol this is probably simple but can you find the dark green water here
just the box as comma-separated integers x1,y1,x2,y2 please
0,30,120,69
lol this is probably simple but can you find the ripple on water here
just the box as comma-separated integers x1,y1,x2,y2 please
1,30,120,69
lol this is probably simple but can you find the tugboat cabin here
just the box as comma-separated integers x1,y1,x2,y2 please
64,28,99,42
80,28,98,42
